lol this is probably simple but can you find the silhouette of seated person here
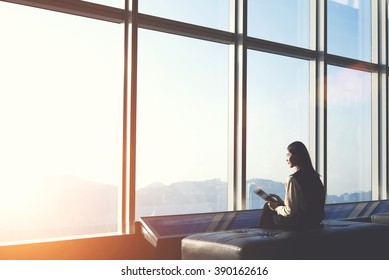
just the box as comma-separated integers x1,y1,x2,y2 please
257,141,326,229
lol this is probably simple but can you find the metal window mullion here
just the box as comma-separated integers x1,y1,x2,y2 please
383,0,388,199
371,0,388,201
137,13,234,45
1,0,125,23
309,0,317,170
377,0,388,200
372,0,380,201
228,0,247,211
228,0,235,211
326,54,379,72
246,37,316,60
238,0,247,211
128,0,138,234
121,0,130,235
316,0,327,190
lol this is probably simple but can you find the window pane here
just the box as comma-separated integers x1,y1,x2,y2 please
248,0,310,48
327,66,372,203
136,29,228,219
82,0,123,8
246,51,310,209
139,0,230,31
327,0,372,62
0,3,123,243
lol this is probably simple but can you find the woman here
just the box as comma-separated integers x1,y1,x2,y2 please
258,141,326,229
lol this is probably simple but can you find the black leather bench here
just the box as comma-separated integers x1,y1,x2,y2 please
181,220,389,259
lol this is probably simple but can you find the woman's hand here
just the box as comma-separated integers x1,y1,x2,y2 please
268,201,279,211
269,193,284,204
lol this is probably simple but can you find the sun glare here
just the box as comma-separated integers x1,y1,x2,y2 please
0,2,122,242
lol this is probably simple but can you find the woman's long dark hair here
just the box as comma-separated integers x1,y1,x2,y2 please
287,141,316,173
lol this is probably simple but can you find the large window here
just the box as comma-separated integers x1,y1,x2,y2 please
328,0,372,62
0,3,123,243
246,52,310,209
136,29,229,219
0,0,388,244
327,66,372,202
82,0,124,8
139,0,230,31
248,0,311,48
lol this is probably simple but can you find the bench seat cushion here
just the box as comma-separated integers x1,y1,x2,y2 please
181,220,389,260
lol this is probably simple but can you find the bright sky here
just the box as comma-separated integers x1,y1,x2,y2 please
0,1,123,228
0,0,375,224
135,29,229,188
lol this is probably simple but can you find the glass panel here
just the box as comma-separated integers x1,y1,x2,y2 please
136,29,228,219
82,0,124,8
327,66,372,203
0,3,123,243
139,0,230,31
246,51,310,209
248,0,310,48
327,0,372,62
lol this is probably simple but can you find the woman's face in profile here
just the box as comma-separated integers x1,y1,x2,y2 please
286,151,297,168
